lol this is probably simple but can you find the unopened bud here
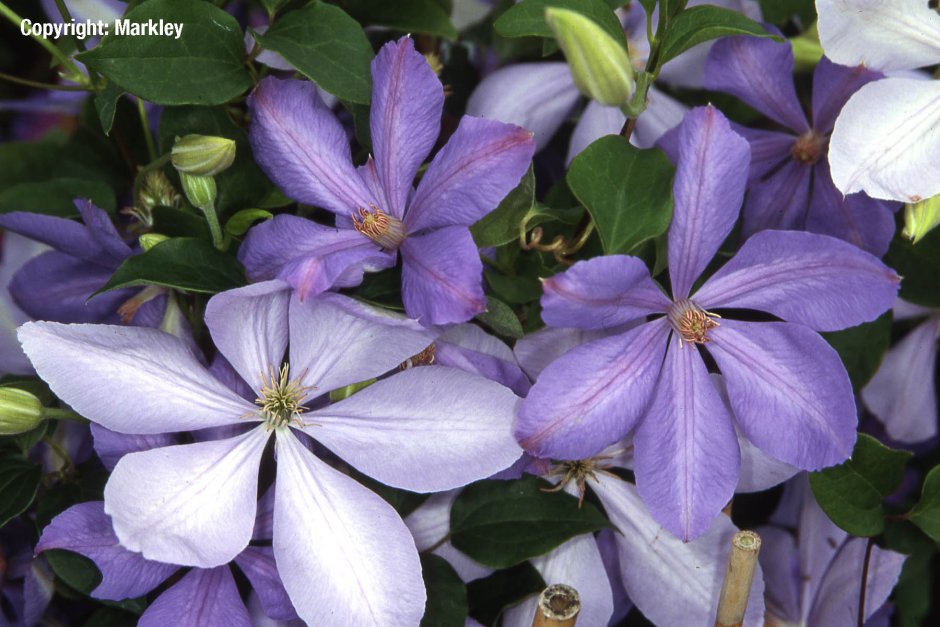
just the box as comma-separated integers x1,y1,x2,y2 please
903,194,940,244
171,134,236,177
136,169,179,215
180,172,217,209
0,388,44,435
545,7,635,107
139,233,169,251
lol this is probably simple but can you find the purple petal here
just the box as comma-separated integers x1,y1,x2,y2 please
694,230,900,331
515,320,669,460
740,159,812,238
74,199,133,265
18,321,257,434
668,106,750,298
634,342,740,540
272,430,425,626
306,366,521,491
862,319,939,443
139,567,250,627
632,86,688,149
704,34,809,132
811,57,882,134
288,292,435,395
404,117,535,231
0,210,122,267
22,560,53,627
400,227,486,325
514,325,627,381
734,125,794,182
234,547,297,621
205,282,290,393
36,502,176,601
104,428,268,567
706,320,857,469
371,37,444,219
90,423,175,471
435,323,531,395
792,474,847,615
541,255,670,330
248,77,375,215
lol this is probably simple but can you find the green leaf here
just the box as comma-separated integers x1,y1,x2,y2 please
567,136,674,255
0,178,116,216
471,165,536,248
420,555,468,627
495,0,627,49
822,313,892,390
758,0,816,26
45,549,102,595
476,296,524,339
0,135,65,187
77,0,252,106
261,0,291,14
224,209,273,237
883,520,935,627
345,0,458,39
910,465,940,543
485,271,542,304
97,237,245,295
849,434,912,497
466,562,545,626
0,453,41,528
885,226,940,308
94,81,124,135
151,206,211,239
657,6,778,67
450,476,610,568
809,464,884,537
256,3,374,105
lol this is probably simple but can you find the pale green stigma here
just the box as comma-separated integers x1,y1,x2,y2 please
255,364,314,429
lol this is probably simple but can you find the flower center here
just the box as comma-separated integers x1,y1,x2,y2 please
667,299,720,345
790,131,825,165
352,205,407,250
543,455,617,507
400,343,437,370
255,364,313,429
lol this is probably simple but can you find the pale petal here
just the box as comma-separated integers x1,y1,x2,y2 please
139,567,250,627
435,323,530,395
514,325,627,381
0,232,43,375
755,526,801,623
566,100,624,164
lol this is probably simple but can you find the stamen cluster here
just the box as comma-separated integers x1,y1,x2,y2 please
352,205,407,250
255,364,313,428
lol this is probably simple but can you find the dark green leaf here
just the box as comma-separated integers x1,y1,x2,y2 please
45,549,102,595
0,178,116,216
224,209,273,237
451,476,610,568
472,165,535,248
346,0,458,39
151,205,211,239
97,237,245,295
485,271,542,304
822,313,892,390
467,561,545,626
810,464,883,537
476,296,524,339
261,0,291,14
657,6,778,67
849,434,912,497
885,226,940,308
495,0,627,49
758,0,816,26
256,3,374,104
77,0,252,106
883,520,935,627
567,136,674,255
910,465,940,543
420,554,467,627
0,135,65,187
94,81,124,135
0,453,41,528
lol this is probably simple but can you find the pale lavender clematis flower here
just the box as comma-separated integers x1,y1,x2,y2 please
18,282,522,625
703,34,897,255
816,0,940,202
759,475,905,626
862,301,940,444
515,106,900,541
240,37,535,326
0,232,44,376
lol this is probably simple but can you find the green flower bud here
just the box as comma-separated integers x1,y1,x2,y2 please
791,22,823,73
0,388,44,435
180,172,217,210
171,134,237,177
139,233,169,251
134,170,180,226
903,194,940,244
545,7,635,107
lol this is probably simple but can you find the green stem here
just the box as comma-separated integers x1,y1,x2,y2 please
0,70,89,91
138,97,157,162
41,407,87,423
200,201,224,250
0,1,84,76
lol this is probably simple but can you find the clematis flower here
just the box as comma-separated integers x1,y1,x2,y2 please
816,0,940,202
515,106,900,541
703,34,897,255
19,283,522,625
240,37,535,326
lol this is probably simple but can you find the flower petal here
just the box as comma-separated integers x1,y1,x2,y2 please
139,567,250,627
816,0,940,72
306,366,521,492
829,77,940,202
234,547,297,621
104,428,268,567
515,320,669,460
90,423,175,471
371,38,445,219
755,526,801,623
435,323,530,395
18,321,257,434
541,255,670,330
273,430,425,626
0,232,41,375
694,230,900,331
634,341,740,541
288,292,435,395
740,159,811,238
514,325,625,381
400,226,487,325
0,209,125,267
405,117,535,231
36,502,176,601
668,106,750,298
566,100,625,164
248,77,375,215
706,320,857,469
810,57,882,134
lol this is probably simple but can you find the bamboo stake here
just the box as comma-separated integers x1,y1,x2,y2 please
532,584,581,627
715,530,761,627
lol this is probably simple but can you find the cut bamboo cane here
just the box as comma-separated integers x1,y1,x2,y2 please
532,583,581,627
715,530,761,627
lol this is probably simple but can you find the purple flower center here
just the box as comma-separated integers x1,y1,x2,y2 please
667,299,720,345
254,363,313,428
790,131,825,166
352,205,407,250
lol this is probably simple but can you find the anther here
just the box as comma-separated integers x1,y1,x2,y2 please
667,299,720,346
352,204,407,250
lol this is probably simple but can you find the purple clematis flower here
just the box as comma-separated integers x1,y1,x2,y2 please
515,106,900,541
19,283,522,625
702,34,898,255
240,37,535,326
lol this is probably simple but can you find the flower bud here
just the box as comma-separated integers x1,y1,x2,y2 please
134,170,180,225
545,7,635,107
903,194,940,244
180,172,217,209
0,388,44,435
171,134,236,177
139,233,169,251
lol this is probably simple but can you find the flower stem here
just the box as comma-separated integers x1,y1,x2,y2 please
716,530,762,627
200,201,225,250
858,537,875,627
42,407,87,423
0,70,89,92
138,97,157,162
